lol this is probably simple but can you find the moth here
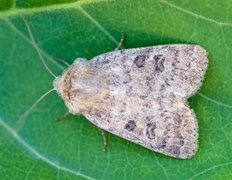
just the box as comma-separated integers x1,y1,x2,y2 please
19,20,208,159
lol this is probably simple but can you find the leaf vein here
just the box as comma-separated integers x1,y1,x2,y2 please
77,6,119,45
188,161,232,180
198,92,232,109
160,0,232,27
0,0,110,19
0,118,95,180
6,19,64,70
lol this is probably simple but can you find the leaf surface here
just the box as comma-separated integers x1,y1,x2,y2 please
0,0,232,179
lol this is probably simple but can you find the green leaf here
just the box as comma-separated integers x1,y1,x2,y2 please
1,0,232,179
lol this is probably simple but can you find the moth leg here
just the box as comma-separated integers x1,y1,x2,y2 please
56,111,72,121
98,128,108,152
53,56,70,67
115,32,125,50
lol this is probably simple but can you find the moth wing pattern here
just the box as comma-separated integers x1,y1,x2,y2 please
55,44,208,159
85,101,198,159
83,44,208,159
89,44,207,98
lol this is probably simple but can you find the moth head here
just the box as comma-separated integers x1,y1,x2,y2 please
52,59,87,101
53,76,63,95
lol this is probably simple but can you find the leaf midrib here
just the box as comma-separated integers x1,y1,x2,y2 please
0,118,96,180
0,0,110,19
1,0,231,28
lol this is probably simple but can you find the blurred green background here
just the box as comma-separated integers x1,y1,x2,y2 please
0,0,232,179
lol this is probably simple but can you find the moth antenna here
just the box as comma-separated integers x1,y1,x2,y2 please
22,17,57,78
14,88,55,131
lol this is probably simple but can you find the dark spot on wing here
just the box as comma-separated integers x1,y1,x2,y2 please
146,123,156,139
180,139,185,146
124,120,136,132
157,139,167,149
134,55,146,68
169,146,181,157
154,54,165,72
